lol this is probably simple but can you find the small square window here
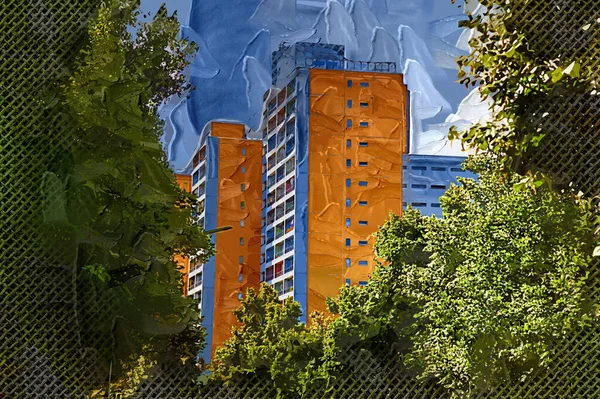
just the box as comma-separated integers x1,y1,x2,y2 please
346,159,351,167
346,139,351,148
240,201,245,210
347,100,353,108
358,260,368,266
240,237,245,246
358,240,368,246
346,179,351,187
359,161,368,167
347,80,353,88
358,181,368,187
360,102,369,108
345,258,351,267
360,82,370,88
346,120,353,128
358,220,368,226
345,238,351,247
359,142,368,147
345,218,350,227
359,201,368,206
241,184,246,192
345,279,351,286
241,148,247,156
239,256,244,264
346,198,351,207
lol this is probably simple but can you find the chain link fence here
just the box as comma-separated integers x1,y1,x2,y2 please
1,0,599,398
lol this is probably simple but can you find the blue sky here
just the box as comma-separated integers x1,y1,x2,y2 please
139,0,190,24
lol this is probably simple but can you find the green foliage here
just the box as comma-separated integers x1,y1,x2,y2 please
211,284,330,396
328,158,595,396
41,0,211,384
449,0,600,175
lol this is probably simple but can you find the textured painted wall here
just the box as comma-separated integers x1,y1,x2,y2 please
212,123,262,356
158,0,490,172
307,69,406,315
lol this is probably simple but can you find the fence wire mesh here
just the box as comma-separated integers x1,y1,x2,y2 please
1,0,599,398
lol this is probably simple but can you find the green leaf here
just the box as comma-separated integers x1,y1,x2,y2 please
564,61,581,78
551,67,563,83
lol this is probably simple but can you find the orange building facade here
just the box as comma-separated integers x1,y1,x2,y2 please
306,69,407,315
180,122,262,359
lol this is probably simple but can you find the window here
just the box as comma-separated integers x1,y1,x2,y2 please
359,142,368,147
286,157,295,175
285,216,294,234
274,281,283,295
431,184,446,190
237,292,243,300
359,161,368,167
238,274,244,283
241,166,246,174
345,218,350,227
358,281,368,286
240,237,244,246
345,258,351,267
241,148,247,156
359,201,368,206
266,228,274,244
239,256,244,264
358,181,368,187
360,102,369,107
278,89,286,106
285,196,295,214
268,98,277,113
346,198,351,207
360,82,370,88
241,183,246,192
346,179,351,187
347,80,353,88
284,256,294,273
346,159,351,167
346,119,353,128
359,121,369,127
275,261,283,277
358,220,368,226
240,201,245,210
240,219,245,227
287,78,296,96
284,277,294,293
358,260,368,266
347,100,353,108
345,238,351,247
359,240,368,246
285,236,294,253
346,139,351,148
345,279,351,286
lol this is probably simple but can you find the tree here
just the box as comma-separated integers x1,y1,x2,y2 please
327,157,596,395
211,283,330,396
449,0,600,194
41,0,212,390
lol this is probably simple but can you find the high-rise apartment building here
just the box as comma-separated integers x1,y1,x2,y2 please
260,42,407,320
176,42,473,361
181,122,262,360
